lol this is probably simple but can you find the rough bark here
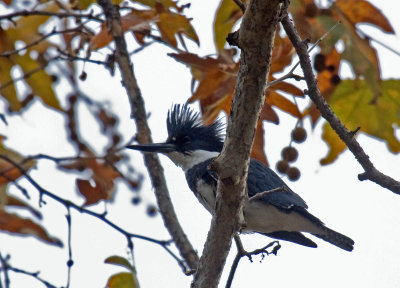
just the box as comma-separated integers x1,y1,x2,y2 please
191,0,282,287
97,0,199,271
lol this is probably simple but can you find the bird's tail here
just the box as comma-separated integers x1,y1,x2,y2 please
312,225,354,252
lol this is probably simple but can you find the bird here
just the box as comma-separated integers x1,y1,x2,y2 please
126,104,354,251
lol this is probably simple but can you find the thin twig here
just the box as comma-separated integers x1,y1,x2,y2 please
0,27,85,57
0,254,10,288
281,13,400,194
267,21,341,88
0,10,103,22
0,255,57,288
357,29,400,57
0,55,61,91
65,207,73,288
225,235,280,288
248,186,286,202
0,154,188,272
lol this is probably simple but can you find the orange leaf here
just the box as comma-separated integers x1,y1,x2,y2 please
316,48,341,98
0,210,62,246
335,0,394,33
156,9,199,48
266,91,302,118
251,122,268,166
90,12,153,50
169,50,237,123
271,80,304,97
270,32,295,75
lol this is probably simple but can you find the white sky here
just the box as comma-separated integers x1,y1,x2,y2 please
1,1,400,287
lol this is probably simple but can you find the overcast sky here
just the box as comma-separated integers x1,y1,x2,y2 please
1,1,400,288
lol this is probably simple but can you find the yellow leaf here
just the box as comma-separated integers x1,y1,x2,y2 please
15,53,61,110
106,272,138,288
74,0,122,10
213,0,245,51
321,79,400,165
157,10,199,48
0,57,20,111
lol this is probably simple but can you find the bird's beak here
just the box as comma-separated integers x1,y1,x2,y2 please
126,143,177,154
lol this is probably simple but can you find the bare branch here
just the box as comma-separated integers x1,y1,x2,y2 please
96,0,199,272
267,21,340,88
0,9,102,22
281,14,400,194
0,27,85,58
0,253,57,288
248,186,286,202
225,235,280,288
191,0,282,287
0,154,188,272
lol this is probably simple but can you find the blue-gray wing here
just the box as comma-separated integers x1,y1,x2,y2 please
186,158,308,211
247,159,308,209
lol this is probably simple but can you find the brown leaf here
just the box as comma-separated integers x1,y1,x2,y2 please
90,12,153,50
75,159,120,206
0,210,62,246
260,103,279,124
270,31,295,75
76,179,108,206
266,91,302,118
0,144,35,185
335,0,394,33
4,195,42,219
271,80,304,97
156,8,199,48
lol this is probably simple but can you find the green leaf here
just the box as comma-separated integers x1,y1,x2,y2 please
105,256,135,273
321,79,400,164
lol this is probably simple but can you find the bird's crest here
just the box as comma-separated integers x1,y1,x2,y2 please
166,104,225,152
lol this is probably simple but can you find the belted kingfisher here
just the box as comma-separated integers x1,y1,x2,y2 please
127,104,354,251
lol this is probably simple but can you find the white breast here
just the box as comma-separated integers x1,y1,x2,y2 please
195,179,216,214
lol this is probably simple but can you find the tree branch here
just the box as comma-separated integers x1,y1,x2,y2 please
96,0,199,272
0,9,102,22
191,0,282,287
225,235,280,288
0,252,57,288
281,14,400,194
0,154,188,272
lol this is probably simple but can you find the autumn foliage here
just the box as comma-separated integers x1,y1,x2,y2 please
0,0,398,287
